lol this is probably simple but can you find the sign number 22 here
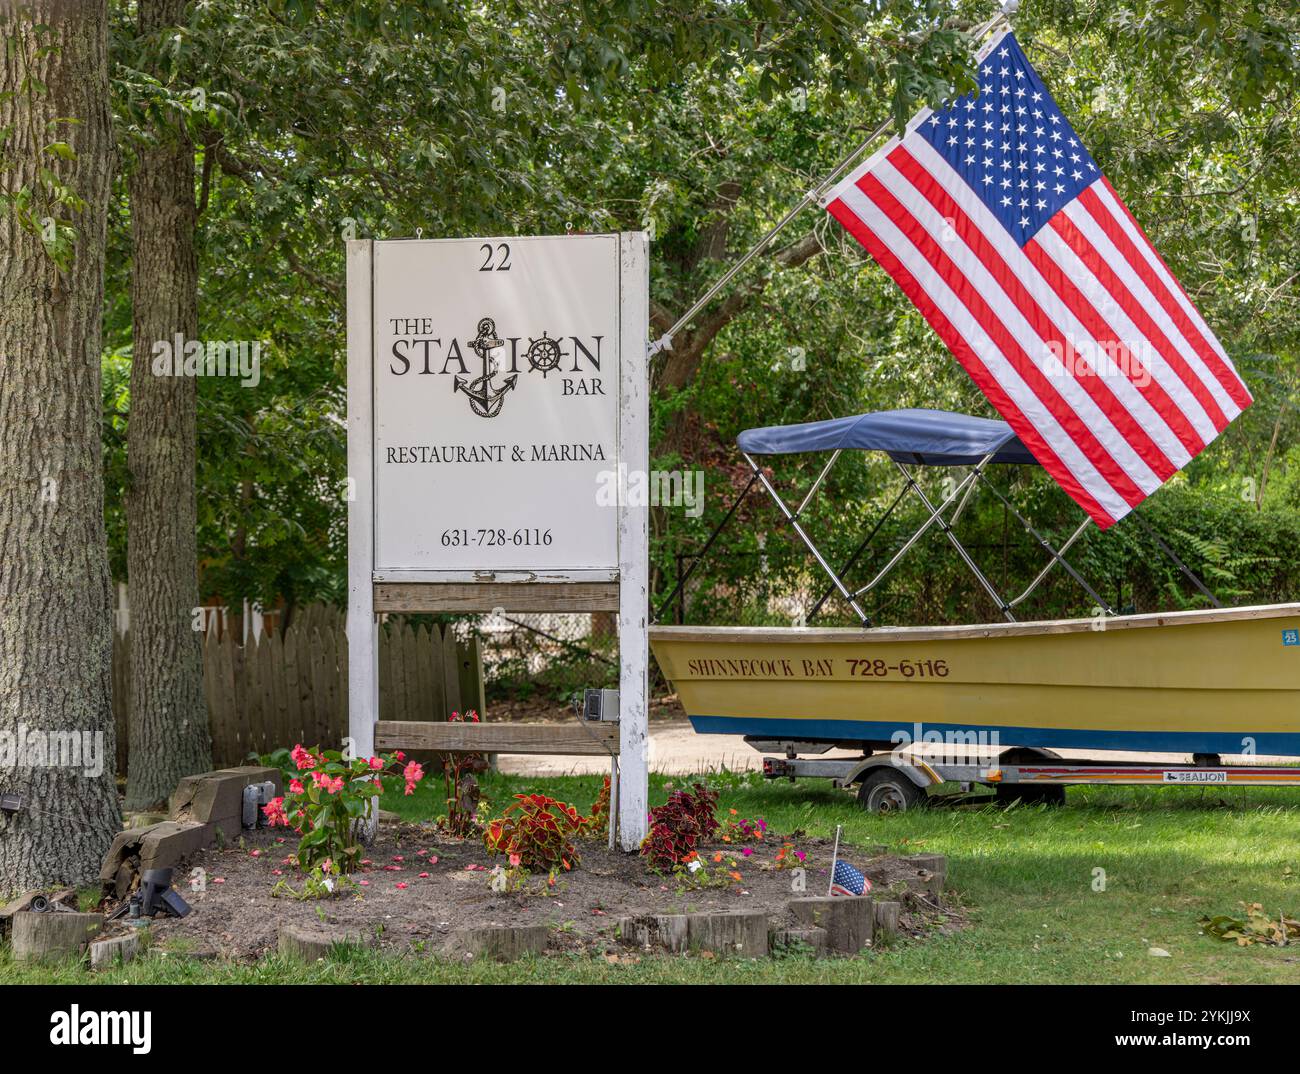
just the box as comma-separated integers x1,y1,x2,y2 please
479,242,511,271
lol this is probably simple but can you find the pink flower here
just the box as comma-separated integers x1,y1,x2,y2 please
310,770,345,794
361,859,373,867
427,855,438,865
250,849,261,858
321,859,333,874
359,879,370,887
509,853,522,868
288,778,305,795
418,872,429,879
396,882,408,890
272,869,282,876
368,756,383,770
795,850,806,862
213,877,225,884
741,847,753,857
394,750,406,762
261,796,288,827
403,760,424,796
392,855,404,862
290,744,317,771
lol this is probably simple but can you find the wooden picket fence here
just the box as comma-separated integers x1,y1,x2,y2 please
111,606,484,773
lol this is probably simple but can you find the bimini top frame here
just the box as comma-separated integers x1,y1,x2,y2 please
655,408,1221,628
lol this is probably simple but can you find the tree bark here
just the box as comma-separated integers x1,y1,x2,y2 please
123,0,211,810
0,0,123,890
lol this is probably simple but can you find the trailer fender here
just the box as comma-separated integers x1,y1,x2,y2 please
839,754,942,790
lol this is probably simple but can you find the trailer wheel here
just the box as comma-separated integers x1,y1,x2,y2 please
856,769,924,813
994,783,1066,807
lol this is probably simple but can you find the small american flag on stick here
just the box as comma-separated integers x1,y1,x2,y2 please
823,30,1251,529
827,824,873,896
831,858,871,897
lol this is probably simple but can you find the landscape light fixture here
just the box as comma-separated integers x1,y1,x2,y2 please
108,867,193,922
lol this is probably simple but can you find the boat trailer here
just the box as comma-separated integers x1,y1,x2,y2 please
750,740,1300,813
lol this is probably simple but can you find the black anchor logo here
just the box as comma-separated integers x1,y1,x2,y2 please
453,316,518,419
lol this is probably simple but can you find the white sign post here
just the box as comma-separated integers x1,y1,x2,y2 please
346,233,649,849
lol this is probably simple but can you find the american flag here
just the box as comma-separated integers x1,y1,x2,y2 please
831,857,872,897
824,31,1251,528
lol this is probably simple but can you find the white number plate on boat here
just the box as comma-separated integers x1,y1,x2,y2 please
1162,770,1229,784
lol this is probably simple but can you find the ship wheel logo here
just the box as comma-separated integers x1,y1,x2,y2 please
453,316,518,419
525,332,564,378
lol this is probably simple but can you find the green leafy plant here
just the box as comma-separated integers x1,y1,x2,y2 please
484,792,586,873
640,782,719,872
249,746,298,781
773,841,807,871
271,860,357,901
487,862,528,894
671,849,742,891
263,743,425,875
718,809,767,845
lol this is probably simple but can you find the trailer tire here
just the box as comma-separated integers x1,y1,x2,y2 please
856,769,924,813
994,783,1066,807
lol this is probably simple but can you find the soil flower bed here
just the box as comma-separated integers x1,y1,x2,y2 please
123,819,962,961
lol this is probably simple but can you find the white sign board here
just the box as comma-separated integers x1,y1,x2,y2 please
346,233,649,851
372,235,621,575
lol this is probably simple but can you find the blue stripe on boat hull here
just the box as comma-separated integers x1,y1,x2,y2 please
687,715,1300,757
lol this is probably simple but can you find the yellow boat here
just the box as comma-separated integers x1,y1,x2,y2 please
651,604,1300,756
652,410,1300,758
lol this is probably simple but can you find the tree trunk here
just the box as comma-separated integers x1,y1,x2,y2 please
0,0,123,890
123,0,211,810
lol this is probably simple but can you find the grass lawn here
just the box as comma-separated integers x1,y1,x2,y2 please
3,771,1299,984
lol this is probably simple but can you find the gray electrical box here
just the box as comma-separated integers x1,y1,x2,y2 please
242,781,277,829
583,687,620,722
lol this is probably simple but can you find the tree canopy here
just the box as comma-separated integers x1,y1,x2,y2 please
91,0,1300,624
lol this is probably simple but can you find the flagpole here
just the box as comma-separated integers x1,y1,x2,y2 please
827,823,843,896
648,3,1016,359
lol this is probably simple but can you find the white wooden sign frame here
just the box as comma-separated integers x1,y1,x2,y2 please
345,233,649,850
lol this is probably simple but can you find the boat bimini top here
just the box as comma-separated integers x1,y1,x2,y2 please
735,408,1038,466
657,408,1220,629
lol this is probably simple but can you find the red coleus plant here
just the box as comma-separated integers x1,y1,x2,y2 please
583,775,611,838
484,792,586,873
640,783,720,873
